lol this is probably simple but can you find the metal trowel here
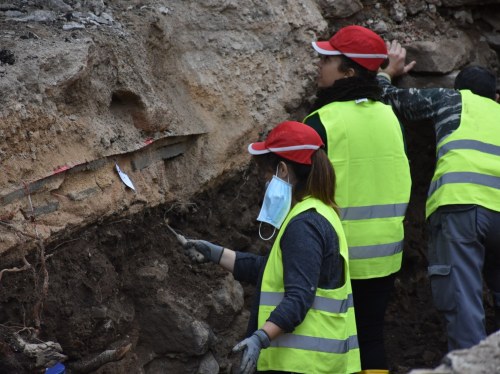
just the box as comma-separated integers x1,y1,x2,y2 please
164,219,205,262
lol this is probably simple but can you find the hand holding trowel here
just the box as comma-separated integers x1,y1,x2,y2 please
164,219,224,264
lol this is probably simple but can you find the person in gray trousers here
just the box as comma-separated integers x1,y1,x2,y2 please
377,40,500,351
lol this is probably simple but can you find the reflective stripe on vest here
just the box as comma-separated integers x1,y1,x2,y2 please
428,172,500,197
260,291,354,313
257,197,360,374
349,240,403,259
270,334,359,354
437,139,500,159
304,100,411,279
341,203,408,220
426,90,500,217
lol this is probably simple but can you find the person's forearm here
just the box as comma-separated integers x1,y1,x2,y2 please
377,74,446,122
260,321,284,341
219,247,236,272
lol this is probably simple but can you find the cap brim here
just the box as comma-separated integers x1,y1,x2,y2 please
248,142,270,155
312,41,342,56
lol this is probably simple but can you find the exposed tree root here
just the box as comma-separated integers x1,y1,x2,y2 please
67,343,132,373
0,256,31,282
11,331,67,369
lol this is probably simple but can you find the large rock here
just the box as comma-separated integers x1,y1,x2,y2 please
405,33,473,74
209,274,245,330
409,331,500,374
317,0,363,19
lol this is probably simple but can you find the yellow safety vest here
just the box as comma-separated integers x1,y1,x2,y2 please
257,197,360,374
304,100,411,279
426,90,500,217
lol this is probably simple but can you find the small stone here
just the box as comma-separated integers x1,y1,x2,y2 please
158,6,170,15
63,22,85,31
390,2,407,23
4,10,23,17
100,12,114,23
373,20,388,34
454,10,473,25
23,10,57,22
0,4,19,11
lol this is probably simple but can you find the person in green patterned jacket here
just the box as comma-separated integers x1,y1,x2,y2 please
378,40,500,351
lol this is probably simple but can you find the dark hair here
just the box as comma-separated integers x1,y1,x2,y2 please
338,55,377,80
254,150,339,213
454,66,497,100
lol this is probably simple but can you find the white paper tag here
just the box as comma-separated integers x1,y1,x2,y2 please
115,163,136,191
355,98,368,104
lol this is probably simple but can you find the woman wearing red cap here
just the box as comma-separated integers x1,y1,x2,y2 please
184,120,361,373
304,25,412,373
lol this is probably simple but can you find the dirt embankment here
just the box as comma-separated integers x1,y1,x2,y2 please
1,0,499,373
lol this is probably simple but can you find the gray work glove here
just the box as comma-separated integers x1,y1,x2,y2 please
184,239,224,264
232,329,270,374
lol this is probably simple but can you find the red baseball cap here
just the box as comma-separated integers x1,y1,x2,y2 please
312,25,387,71
248,121,324,165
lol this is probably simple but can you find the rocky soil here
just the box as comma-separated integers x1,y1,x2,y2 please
0,0,499,373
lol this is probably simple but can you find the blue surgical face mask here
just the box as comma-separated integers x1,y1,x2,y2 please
257,172,292,240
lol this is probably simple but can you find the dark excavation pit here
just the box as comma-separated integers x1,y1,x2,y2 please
0,152,495,373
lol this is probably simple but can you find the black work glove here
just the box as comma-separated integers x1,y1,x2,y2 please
232,329,270,374
184,239,224,264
